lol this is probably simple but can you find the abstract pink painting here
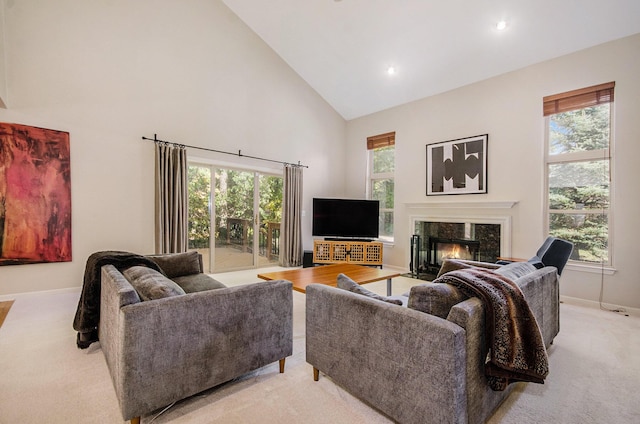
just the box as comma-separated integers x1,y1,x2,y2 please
0,123,71,265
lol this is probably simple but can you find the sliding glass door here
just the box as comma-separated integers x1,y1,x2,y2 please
214,168,255,270
188,163,282,273
258,174,283,268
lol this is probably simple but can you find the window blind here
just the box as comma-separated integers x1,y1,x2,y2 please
543,82,615,116
367,132,395,150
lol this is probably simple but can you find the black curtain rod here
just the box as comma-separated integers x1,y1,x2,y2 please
141,134,308,168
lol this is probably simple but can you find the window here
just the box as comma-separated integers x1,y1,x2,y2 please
367,132,395,242
544,82,614,265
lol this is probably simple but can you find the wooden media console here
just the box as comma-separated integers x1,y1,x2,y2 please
312,240,383,267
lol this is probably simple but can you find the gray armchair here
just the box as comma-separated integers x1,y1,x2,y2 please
306,262,560,424
498,236,573,275
99,257,293,423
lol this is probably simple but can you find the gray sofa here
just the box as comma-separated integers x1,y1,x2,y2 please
306,261,559,424
99,252,293,423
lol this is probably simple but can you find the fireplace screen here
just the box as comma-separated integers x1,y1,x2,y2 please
430,238,480,267
410,221,501,278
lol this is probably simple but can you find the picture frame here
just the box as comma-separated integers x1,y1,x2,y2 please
0,123,72,265
426,134,488,196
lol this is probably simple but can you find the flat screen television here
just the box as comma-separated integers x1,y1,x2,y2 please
312,198,379,240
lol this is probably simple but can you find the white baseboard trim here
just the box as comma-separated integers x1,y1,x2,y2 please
388,271,640,317
3,283,637,318
560,295,639,317
0,286,80,301
384,265,407,273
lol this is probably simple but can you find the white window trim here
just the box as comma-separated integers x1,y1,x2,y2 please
543,103,615,267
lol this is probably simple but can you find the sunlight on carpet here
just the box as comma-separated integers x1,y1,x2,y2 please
0,300,15,328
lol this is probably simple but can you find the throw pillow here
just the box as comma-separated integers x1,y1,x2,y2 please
494,262,537,280
437,258,506,278
336,273,404,305
147,251,202,278
407,282,468,319
436,258,481,278
123,266,186,301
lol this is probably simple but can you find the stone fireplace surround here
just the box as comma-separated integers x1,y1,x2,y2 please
407,201,516,276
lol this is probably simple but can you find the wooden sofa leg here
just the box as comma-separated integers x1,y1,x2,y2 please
313,367,319,381
130,417,140,424
279,358,286,373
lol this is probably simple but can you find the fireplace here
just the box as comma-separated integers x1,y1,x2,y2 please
410,218,506,277
429,238,480,268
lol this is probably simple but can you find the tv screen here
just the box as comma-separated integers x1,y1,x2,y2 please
312,198,379,239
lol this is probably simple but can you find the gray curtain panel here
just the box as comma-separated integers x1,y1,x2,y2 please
279,164,303,267
154,142,188,254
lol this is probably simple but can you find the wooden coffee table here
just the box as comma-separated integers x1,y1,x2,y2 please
257,263,401,295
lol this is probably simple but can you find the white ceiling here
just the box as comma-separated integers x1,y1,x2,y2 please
222,0,640,120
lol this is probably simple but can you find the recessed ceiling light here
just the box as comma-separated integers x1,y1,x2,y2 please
496,20,508,31
387,66,396,76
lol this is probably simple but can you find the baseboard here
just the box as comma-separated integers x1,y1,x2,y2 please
383,264,407,273
560,295,639,317
2,280,636,317
0,286,80,302
390,271,640,317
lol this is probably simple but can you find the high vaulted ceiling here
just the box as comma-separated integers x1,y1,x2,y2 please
222,0,640,120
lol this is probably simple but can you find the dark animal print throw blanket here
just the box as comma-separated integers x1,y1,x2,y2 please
72,251,163,349
437,268,549,391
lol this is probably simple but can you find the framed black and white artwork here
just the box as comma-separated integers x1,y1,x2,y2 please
426,134,488,196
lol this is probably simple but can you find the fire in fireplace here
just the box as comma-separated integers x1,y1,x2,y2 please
429,238,480,269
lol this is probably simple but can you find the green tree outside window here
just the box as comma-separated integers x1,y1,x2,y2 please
547,103,611,263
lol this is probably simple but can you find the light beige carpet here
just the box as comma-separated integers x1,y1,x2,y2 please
0,270,638,423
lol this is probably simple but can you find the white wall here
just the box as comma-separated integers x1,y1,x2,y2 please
0,0,346,295
2,1,637,311
0,0,7,107
346,34,640,310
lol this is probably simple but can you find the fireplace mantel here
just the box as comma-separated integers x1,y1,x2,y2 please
405,201,518,209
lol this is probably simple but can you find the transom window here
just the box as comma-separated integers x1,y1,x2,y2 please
544,82,614,265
